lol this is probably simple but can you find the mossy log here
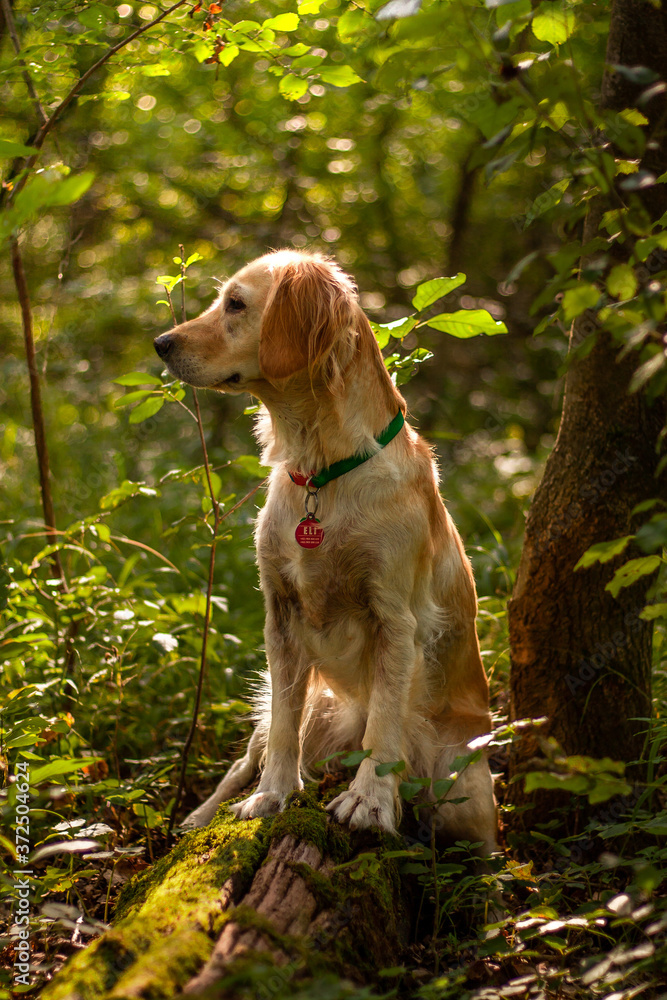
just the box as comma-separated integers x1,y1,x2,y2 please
42,788,412,1000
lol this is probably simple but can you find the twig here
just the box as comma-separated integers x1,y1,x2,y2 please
2,0,189,206
167,253,266,838
431,814,440,977
11,237,64,584
179,243,187,323
167,476,266,839
162,282,178,325
0,0,48,126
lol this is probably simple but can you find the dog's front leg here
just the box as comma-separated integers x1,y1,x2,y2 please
230,607,309,820
327,615,417,835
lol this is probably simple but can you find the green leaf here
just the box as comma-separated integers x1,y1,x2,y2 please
14,170,94,215
341,749,373,767
30,757,103,786
606,263,638,300
398,780,426,801
634,231,667,261
634,515,667,553
561,284,600,322
400,862,429,874
91,522,111,543
114,390,155,408
588,776,633,804
234,454,270,477
220,45,240,67
128,396,165,424
292,54,324,70
606,555,661,598
230,19,261,33
412,274,466,311
0,138,38,158
642,816,667,835
299,0,327,11
484,150,519,185
532,1,576,44
574,536,633,570
619,108,649,127
279,74,309,101
375,760,406,776
371,315,417,349
282,42,310,56
337,6,367,39
432,777,455,798
426,309,507,338
263,12,299,30
157,273,182,292
49,172,95,207
77,5,110,29
142,63,171,77
525,178,569,226
114,372,163,386
1,169,95,243
640,603,667,621
319,65,364,88
525,772,590,795
100,480,159,510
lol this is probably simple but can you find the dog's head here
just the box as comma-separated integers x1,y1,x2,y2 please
154,250,361,395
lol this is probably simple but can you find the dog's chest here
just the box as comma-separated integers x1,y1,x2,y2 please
258,496,378,668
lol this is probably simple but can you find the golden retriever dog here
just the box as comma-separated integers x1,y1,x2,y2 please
154,249,497,852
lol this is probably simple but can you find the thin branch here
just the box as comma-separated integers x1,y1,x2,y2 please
167,476,267,840
11,236,64,584
0,0,48,126
4,0,189,204
179,243,187,324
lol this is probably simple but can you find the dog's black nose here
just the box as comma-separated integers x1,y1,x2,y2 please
154,333,174,359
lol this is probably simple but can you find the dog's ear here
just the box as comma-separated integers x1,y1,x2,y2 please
259,258,356,381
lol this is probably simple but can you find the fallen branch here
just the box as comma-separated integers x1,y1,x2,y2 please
41,789,411,1000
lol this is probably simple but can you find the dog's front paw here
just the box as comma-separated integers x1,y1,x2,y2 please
180,801,219,830
229,791,285,820
327,788,397,834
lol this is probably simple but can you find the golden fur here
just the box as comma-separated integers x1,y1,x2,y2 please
154,249,497,851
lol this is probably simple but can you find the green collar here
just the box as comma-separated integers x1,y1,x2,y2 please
289,410,405,489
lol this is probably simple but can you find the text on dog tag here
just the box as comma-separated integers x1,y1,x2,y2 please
295,516,324,548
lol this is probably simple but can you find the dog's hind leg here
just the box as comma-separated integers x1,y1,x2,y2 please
180,726,265,829
431,711,498,856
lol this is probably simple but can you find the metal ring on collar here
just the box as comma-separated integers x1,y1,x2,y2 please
305,489,319,517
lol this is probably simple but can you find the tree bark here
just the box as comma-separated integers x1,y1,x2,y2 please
507,0,667,831
41,792,412,1000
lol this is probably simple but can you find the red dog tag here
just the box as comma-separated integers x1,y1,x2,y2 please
295,516,324,548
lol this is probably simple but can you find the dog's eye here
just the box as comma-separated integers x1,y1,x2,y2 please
227,297,246,313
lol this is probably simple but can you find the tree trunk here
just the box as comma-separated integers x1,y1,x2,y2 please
507,0,667,831
41,790,411,1000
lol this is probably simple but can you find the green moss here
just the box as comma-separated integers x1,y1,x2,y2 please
106,928,212,998
41,810,271,1000
269,787,351,862
115,807,268,920
40,935,128,1000
42,781,407,999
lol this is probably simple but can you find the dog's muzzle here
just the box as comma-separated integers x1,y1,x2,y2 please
154,333,175,359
